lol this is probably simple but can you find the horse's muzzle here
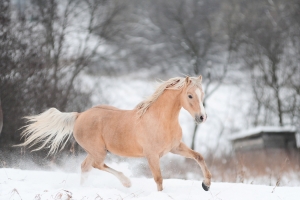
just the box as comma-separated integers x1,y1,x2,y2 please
195,114,207,124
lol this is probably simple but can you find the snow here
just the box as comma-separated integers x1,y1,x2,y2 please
1,168,300,200
228,126,297,141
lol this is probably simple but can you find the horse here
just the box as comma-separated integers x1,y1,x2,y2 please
18,76,212,191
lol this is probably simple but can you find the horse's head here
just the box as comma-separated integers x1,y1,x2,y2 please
181,76,207,124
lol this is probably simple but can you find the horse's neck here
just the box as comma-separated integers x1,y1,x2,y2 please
150,89,182,122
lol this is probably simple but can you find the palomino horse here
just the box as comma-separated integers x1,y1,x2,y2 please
18,76,211,191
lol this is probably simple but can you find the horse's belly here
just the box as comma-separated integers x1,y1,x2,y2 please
106,141,144,157
103,129,144,157
108,148,144,157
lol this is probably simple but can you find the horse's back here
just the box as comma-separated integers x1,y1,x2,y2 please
93,105,122,111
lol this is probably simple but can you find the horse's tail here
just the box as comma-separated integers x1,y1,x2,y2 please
16,108,79,155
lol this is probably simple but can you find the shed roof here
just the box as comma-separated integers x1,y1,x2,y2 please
228,126,296,141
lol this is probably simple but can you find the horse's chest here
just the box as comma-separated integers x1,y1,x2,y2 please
157,131,182,155
141,122,182,155
161,140,180,156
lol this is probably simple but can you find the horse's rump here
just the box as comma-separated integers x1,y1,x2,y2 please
73,106,144,157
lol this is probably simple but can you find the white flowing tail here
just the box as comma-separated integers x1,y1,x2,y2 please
17,108,78,155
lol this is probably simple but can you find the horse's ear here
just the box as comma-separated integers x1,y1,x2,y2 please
198,75,202,82
185,76,191,84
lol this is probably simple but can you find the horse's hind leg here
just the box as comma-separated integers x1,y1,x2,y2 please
79,139,131,188
93,162,132,188
80,154,94,185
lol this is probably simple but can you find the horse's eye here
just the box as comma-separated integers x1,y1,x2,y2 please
188,95,193,99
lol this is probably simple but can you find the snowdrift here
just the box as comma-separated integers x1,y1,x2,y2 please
1,168,299,200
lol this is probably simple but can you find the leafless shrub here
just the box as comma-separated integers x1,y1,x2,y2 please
34,194,41,200
0,0,128,164
10,188,22,200
152,148,300,186
54,190,72,200
95,194,103,200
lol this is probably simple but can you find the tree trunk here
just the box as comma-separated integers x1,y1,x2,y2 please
0,98,3,135
271,62,283,126
191,124,198,150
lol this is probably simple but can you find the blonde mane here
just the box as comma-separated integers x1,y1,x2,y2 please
135,77,202,117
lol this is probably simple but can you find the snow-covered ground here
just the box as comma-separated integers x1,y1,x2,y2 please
1,168,299,200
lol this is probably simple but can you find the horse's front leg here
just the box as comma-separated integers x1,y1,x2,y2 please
171,142,212,191
146,155,163,191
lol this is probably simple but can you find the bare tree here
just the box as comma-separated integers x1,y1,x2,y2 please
236,0,300,128
0,99,2,135
0,0,127,148
125,0,238,149
0,0,10,136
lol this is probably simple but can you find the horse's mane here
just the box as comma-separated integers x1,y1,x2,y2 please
135,76,201,117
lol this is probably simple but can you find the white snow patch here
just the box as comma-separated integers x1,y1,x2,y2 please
1,168,300,200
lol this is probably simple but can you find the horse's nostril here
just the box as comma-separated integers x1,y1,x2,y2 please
195,115,205,123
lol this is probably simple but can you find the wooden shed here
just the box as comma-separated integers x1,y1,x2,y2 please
228,126,298,152
228,127,300,171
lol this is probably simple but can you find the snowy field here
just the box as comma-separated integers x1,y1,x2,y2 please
1,168,300,200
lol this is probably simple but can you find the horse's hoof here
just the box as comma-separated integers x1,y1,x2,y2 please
202,182,210,191
123,181,131,188
121,177,132,188
157,184,163,191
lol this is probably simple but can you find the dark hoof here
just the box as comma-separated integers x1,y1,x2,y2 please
202,182,210,191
